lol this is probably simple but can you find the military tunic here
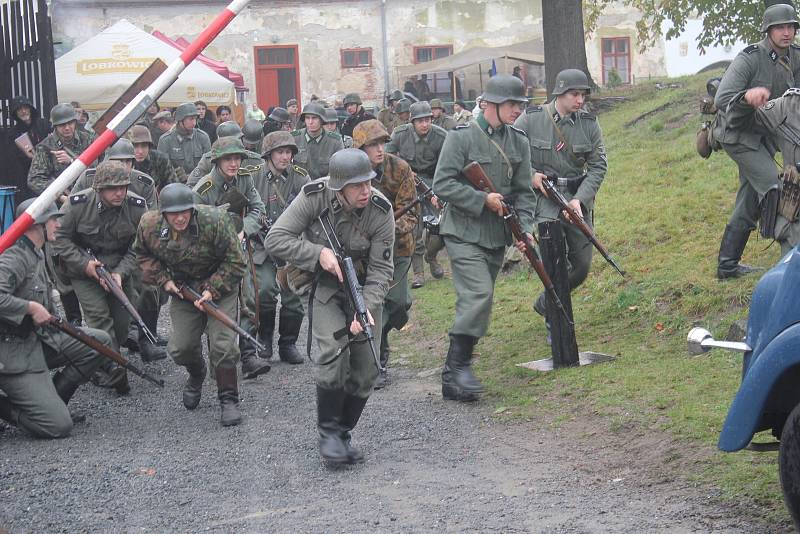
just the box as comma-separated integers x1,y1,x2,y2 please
27,130,94,195
186,148,266,188
292,129,344,180
157,127,212,180
341,108,376,138
134,148,178,191
432,114,534,338
713,38,800,232
71,168,158,209
515,102,608,292
193,167,267,238
264,179,395,396
52,189,147,348
433,114,457,131
134,205,246,368
377,107,400,134
0,236,107,438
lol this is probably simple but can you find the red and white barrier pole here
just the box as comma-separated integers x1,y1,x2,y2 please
0,0,250,253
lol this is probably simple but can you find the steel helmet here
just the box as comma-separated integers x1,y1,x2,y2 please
242,119,264,146
93,161,131,189
410,101,433,121
482,74,528,104
395,99,412,114
174,102,200,122
551,69,591,96
50,103,78,126
761,3,800,32
210,137,248,163
300,102,327,121
16,197,62,224
129,124,153,145
106,139,136,161
327,148,376,191
343,93,362,106
352,119,390,149
323,107,340,124
261,130,298,157
269,107,291,123
389,89,404,102
159,183,196,213
429,98,445,110
216,120,243,139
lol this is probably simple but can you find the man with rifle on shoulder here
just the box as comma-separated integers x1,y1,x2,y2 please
0,199,107,438
432,73,535,403
52,161,159,397
134,183,247,426
265,148,394,466
514,68,609,340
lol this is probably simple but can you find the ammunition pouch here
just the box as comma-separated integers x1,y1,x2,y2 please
760,186,781,239
422,214,441,235
554,176,584,196
0,316,34,339
283,264,315,294
780,164,800,224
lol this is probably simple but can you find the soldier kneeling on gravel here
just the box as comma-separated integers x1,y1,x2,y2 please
265,149,395,465
134,183,248,427
0,199,108,438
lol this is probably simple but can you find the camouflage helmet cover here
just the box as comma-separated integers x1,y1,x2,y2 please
429,98,445,110
352,119,390,149
16,197,62,224
210,137,249,163
106,138,136,160
174,102,200,122
93,161,131,189
410,101,433,121
343,93,362,106
327,148,377,191
216,120,243,139
761,3,800,32
261,130,298,157
242,119,264,145
551,69,591,96
482,74,528,103
50,103,79,126
129,124,153,145
159,183,196,213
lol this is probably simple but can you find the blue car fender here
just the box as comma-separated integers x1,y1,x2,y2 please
719,323,800,452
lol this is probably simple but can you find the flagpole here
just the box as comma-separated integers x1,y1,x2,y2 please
0,0,251,253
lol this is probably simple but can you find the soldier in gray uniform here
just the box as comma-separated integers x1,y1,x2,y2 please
187,121,267,188
248,131,310,363
377,89,405,134
129,124,178,192
53,162,159,378
242,119,265,153
0,199,107,438
71,139,158,208
387,101,448,287
157,102,211,183
712,3,800,279
193,137,270,380
292,102,344,179
514,68,608,327
430,98,457,131
265,149,395,465
432,74,534,403
323,107,353,148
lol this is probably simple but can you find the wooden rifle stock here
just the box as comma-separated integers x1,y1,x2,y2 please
177,284,266,352
48,315,164,387
461,161,572,324
540,177,625,277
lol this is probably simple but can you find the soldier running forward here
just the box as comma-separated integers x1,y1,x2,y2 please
27,103,95,200
265,149,394,465
53,161,158,388
514,68,608,337
157,102,211,183
432,74,534,403
353,120,417,389
250,131,310,364
0,199,107,438
712,3,800,279
292,102,344,179
134,183,247,426
387,101,447,288
193,137,270,380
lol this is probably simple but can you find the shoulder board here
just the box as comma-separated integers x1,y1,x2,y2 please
370,193,391,213
195,179,214,196
127,194,146,208
326,131,342,139
245,149,261,159
526,105,543,114
136,173,154,186
291,130,303,137
70,193,88,205
508,124,527,136
454,123,471,130
743,44,759,55
303,181,326,195
578,110,597,120
785,87,800,97
292,164,308,176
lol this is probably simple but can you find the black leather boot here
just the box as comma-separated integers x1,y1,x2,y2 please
140,304,168,346
240,329,271,379
52,371,85,423
277,309,305,364
374,324,390,390
139,336,167,362
316,386,349,464
441,334,483,402
717,225,763,279
183,359,206,410
216,363,241,427
341,394,369,464
257,309,275,360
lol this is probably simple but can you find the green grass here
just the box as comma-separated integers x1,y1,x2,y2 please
393,71,789,522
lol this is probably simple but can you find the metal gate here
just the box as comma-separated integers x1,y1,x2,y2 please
0,0,57,128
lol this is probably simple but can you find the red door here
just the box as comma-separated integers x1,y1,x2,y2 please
254,45,300,111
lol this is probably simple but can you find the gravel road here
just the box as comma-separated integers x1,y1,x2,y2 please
0,310,784,533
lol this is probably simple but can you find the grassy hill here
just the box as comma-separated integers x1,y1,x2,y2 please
393,71,789,523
